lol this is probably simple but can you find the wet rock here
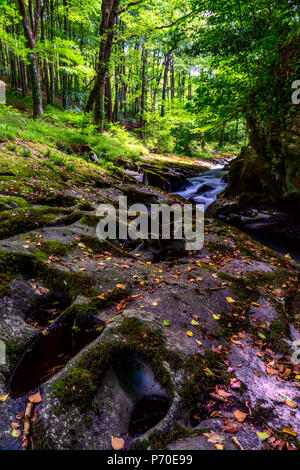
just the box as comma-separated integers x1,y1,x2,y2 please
250,296,278,326
0,298,37,348
229,339,300,436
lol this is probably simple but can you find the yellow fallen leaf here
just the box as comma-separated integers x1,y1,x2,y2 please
111,437,125,450
0,394,9,402
195,339,203,346
215,443,224,450
251,302,261,307
213,314,221,320
282,426,298,437
152,302,158,306
204,367,216,377
12,429,20,438
226,297,235,303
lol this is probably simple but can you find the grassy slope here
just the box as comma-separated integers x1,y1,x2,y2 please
0,103,148,176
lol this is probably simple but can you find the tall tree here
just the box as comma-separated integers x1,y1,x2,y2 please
16,0,42,118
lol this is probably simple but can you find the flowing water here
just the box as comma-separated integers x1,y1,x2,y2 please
175,163,300,263
175,164,228,210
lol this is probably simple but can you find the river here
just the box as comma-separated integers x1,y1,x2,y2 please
176,164,300,263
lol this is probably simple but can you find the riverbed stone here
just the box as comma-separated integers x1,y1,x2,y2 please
0,152,299,451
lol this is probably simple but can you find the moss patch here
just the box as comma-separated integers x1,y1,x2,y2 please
133,423,210,450
52,317,181,413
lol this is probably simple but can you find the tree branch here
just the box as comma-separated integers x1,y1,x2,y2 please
117,0,144,15
156,11,194,30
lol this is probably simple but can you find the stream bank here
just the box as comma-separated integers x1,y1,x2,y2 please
0,147,299,451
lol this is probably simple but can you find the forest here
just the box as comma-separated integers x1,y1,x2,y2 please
0,0,299,454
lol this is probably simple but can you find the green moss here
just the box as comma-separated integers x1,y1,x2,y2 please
52,317,181,413
0,251,95,300
77,201,94,211
0,252,27,297
0,207,81,240
31,419,54,450
79,214,100,227
0,196,29,211
39,240,71,257
34,194,78,207
33,259,95,299
205,241,234,256
6,343,24,367
134,423,210,450
179,349,227,408
77,234,134,258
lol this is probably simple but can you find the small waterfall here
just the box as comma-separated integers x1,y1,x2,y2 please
175,164,228,210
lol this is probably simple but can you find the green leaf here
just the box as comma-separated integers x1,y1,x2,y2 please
256,432,270,441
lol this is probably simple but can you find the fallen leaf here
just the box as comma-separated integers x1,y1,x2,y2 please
282,426,298,437
29,392,42,404
12,429,20,438
266,366,278,376
116,284,126,290
10,422,20,429
163,320,170,326
256,431,270,441
204,431,225,444
111,436,125,450
285,400,297,409
215,443,224,450
226,297,236,303
216,386,232,399
234,410,248,423
221,420,238,433
186,331,194,337
230,378,241,389
0,394,9,402
232,436,244,450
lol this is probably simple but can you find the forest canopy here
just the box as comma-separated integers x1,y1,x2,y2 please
0,0,299,155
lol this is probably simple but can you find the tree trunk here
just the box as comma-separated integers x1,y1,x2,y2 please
17,0,42,119
29,52,43,119
85,0,121,131
105,75,113,123
161,52,171,118
140,48,147,136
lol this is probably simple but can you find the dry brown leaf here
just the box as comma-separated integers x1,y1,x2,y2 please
265,366,278,376
29,392,42,404
216,386,232,399
204,431,225,444
234,410,248,423
285,400,298,409
111,437,125,450
11,422,20,429
116,284,126,290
